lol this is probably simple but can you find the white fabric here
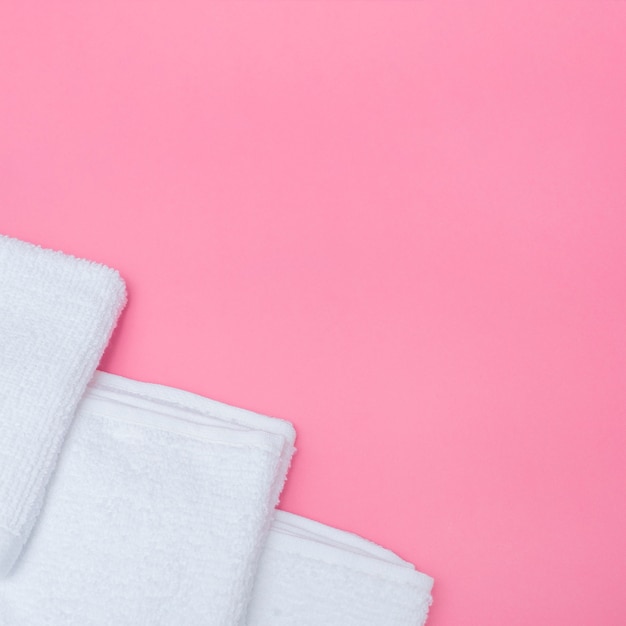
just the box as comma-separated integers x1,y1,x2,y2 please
0,235,126,575
0,233,434,624
248,511,433,626
0,371,295,626
0,368,433,626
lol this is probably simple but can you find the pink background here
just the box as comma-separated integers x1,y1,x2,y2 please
1,2,625,624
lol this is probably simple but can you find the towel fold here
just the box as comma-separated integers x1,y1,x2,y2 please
247,510,433,626
0,371,295,625
0,235,126,576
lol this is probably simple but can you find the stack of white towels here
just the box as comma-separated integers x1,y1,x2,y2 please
0,234,433,625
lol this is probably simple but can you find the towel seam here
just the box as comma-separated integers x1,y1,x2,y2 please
264,546,434,590
92,380,289,436
81,410,284,455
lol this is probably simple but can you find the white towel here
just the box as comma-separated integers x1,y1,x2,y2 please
0,371,295,626
0,235,127,576
247,511,433,626
0,233,433,625
0,369,432,625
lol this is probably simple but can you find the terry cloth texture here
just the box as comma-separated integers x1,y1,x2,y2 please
0,235,126,576
0,371,295,626
0,233,434,624
247,510,433,626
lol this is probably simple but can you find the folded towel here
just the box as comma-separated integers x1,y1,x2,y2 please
0,235,126,576
0,371,295,626
0,369,432,625
247,510,433,626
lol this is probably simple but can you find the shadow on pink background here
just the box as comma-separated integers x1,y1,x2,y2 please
2,2,625,624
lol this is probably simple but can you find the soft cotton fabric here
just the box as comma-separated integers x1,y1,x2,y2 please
0,235,126,575
0,233,434,625
247,511,433,626
0,370,431,626
0,371,295,626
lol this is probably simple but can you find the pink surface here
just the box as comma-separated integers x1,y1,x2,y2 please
1,2,626,624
